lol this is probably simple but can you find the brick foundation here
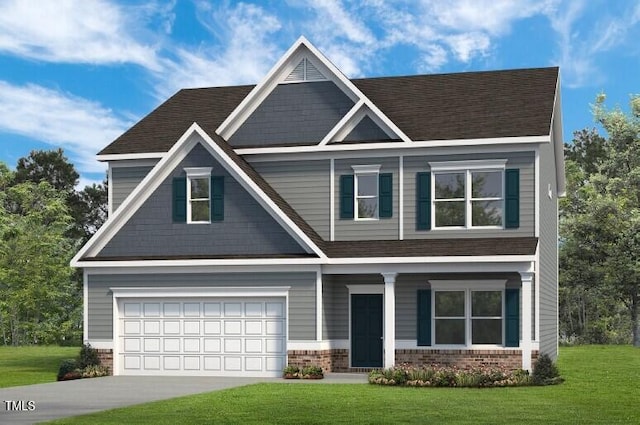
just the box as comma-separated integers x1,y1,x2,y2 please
287,349,539,373
96,349,114,375
395,349,539,370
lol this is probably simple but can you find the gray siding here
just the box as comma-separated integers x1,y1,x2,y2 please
250,159,330,240
111,165,154,211
228,81,354,147
98,143,306,258
404,151,535,239
343,116,391,142
539,140,559,359
87,272,316,341
334,157,400,240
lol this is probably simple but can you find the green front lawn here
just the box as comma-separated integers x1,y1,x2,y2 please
0,345,79,388
49,345,640,424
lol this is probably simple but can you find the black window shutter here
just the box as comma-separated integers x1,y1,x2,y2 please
340,175,354,219
416,172,431,230
505,169,520,228
417,289,432,346
172,177,187,223
505,288,520,347
211,176,224,221
379,173,393,218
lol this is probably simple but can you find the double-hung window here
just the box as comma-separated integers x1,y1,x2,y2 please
352,165,380,220
431,281,506,347
184,167,212,223
430,160,506,229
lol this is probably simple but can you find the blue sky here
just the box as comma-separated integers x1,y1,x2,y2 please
0,0,639,188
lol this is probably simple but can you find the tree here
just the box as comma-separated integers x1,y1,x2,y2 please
561,94,640,346
0,175,80,345
12,148,107,242
13,148,79,193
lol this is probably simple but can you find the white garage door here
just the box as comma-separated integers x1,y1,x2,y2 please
116,298,286,377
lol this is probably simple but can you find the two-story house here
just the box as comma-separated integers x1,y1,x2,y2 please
72,37,564,377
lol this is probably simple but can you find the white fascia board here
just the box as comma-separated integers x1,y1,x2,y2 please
323,259,536,275
83,263,322,275
244,143,539,163
325,255,536,265
97,152,166,162
236,135,551,156
71,122,326,267
111,286,291,298
551,74,566,197
75,254,535,270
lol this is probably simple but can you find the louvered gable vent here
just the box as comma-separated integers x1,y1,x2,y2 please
284,57,326,82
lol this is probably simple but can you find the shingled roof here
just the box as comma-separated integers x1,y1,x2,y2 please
98,67,558,156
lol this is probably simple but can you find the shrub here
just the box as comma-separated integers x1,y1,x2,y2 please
57,359,79,381
532,354,563,385
370,364,543,388
78,343,100,369
283,365,300,378
81,365,110,378
301,365,323,378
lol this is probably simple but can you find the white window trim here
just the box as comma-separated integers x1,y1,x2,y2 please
184,167,212,224
429,160,507,230
429,280,507,349
351,164,381,221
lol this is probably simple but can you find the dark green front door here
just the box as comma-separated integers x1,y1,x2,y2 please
351,294,383,367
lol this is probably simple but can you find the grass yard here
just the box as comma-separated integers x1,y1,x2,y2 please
0,346,79,388
47,345,640,425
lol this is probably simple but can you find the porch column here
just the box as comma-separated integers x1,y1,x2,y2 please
520,272,534,372
381,272,397,369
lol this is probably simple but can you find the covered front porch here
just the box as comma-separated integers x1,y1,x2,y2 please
297,258,539,372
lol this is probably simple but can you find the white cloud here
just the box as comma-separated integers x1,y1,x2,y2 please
545,0,640,88
155,2,283,97
0,0,161,70
0,81,130,174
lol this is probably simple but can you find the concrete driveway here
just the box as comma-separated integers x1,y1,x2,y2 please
0,376,268,424
0,373,367,424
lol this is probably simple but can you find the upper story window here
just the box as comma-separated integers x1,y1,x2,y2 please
184,168,212,223
340,165,393,221
352,165,380,220
430,160,506,229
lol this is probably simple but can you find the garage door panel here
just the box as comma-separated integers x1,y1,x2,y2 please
144,338,160,352
204,356,221,370
124,321,141,335
204,321,221,334
245,357,262,371
184,303,200,317
204,303,221,317
164,303,180,317
164,356,180,370
118,298,286,377
144,321,160,334
143,303,161,317
124,303,141,317
164,338,180,352
184,321,200,334
204,338,221,352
